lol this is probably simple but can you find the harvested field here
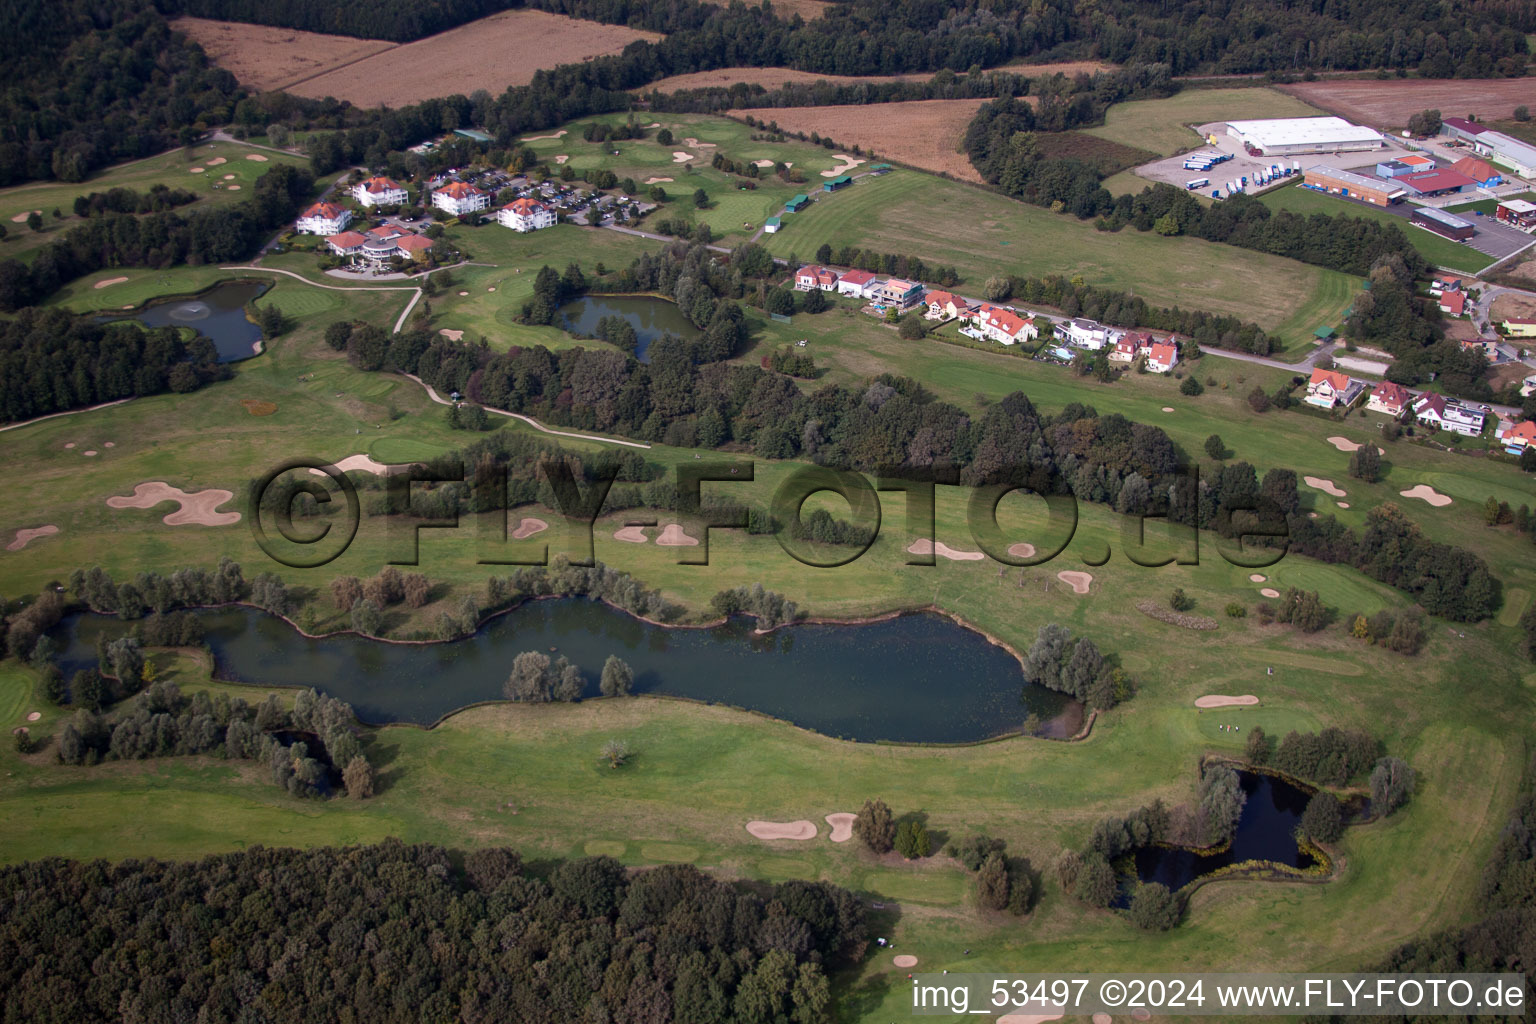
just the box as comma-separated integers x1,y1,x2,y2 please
643,61,1117,94
766,0,832,20
1491,292,1536,323
733,100,992,181
1278,79,1536,129
284,11,663,108
171,17,395,93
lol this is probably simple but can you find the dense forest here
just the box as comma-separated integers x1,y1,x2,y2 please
0,840,864,1023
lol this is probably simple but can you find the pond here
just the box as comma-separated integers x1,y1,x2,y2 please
557,294,700,362
102,281,270,363
53,601,1078,743
1131,771,1320,892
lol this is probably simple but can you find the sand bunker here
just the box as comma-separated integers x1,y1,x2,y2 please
457,290,469,296
643,176,673,184
521,129,568,141
553,154,569,164
1260,587,1280,598
892,955,918,968
998,1016,1062,1024
1161,406,1175,412
223,174,236,180
1304,476,1345,498
747,820,817,840
104,442,115,448
682,137,715,148
9,210,40,223
226,185,241,191
189,167,204,173
63,442,75,449
309,453,411,477
820,153,865,177
1337,501,1349,509
438,328,464,341
1131,1011,1151,1022
656,523,699,546
753,159,776,168
1249,573,1266,582
512,517,548,540
93,276,129,289
1056,571,1092,594
26,712,40,722
6,525,59,551
107,482,240,526
614,526,650,543
825,812,856,842
245,154,268,161
1400,484,1452,507
1093,1016,1112,1024
240,399,277,416
645,122,661,128
1195,694,1259,709
907,538,985,561
487,286,496,292
671,151,692,162
206,157,227,166
1007,542,1036,558
83,451,97,457
1328,435,1362,452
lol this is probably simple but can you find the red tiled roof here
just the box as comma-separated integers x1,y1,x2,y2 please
985,309,1029,336
1309,367,1351,392
838,269,875,285
1451,156,1499,182
359,176,403,193
1148,342,1177,364
503,197,548,215
302,202,346,220
926,290,959,308
436,181,485,199
1371,380,1410,405
326,230,367,248
1440,291,1466,314
1399,168,1476,192
396,235,434,252
1442,117,1487,135
1502,420,1536,442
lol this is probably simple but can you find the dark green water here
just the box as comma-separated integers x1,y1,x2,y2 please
557,294,699,361
103,281,269,363
55,602,1077,742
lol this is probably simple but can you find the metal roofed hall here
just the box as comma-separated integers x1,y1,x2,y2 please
1413,206,1473,230
1225,117,1384,153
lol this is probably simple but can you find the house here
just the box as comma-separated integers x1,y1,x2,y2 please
1306,367,1356,409
432,182,489,217
495,197,556,232
1414,393,1485,436
325,230,368,256
1451,156,1502,187
1460,338,1499,361
1497,199,1536,229
1496,419,1536,451
352,176,409,207
1146,342,1179,374
1522,374,1536,398
763,216,781,234
1109,331,1154,364
981,307,1036,345
1062,318,1121,351
794,265,839,291
923,290,970,320
1429,276,1463,296
836,269,879,298
1438,291,1467,316
394,234,435,261
873,278,925,310
1366,380,1412,418
1504,318,1536,338
295,202,352,236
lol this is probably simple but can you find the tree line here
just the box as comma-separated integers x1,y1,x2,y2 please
0,838,865,1022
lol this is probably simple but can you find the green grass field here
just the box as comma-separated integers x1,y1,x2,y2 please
1086,87,1332,157
1445,190,1536,218
759,169,1356,340
1261,184,1497,274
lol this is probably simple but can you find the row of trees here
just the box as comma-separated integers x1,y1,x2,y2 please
1020,622,1133,709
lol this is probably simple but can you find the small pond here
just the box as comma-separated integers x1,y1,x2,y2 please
557,294,700,362
102,281,270,363
53,602,1078,743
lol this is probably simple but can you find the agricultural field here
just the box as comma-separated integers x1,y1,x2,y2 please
639,60,1117,94
1087,87,1330,157
0,140,310,265
731,100,994,181
280,10,663,108
171,17,395,92
1278,79,1536,130
1260,183,1499,275
756,168,1357,339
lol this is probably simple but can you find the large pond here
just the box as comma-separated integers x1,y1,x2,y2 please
1132,771,1319,892
103,281,269,363
53,601,1078,743
557,294,700,362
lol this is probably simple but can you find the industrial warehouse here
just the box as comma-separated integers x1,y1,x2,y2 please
1224,116,1385,156
1410,206,1475,241
1302,165,1407,205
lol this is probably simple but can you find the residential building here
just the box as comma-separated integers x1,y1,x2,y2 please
836,269,879,298
981,307,1036,345
1306,367,1356,409
1062,318,1122,351
1522,374,1536,398
352,176,409,207
495,197,556,232
295,202,352,235
1438,290,1467,315
873,277,925,310
1146,342,1179,374
395,234,435,261
1413,393,1485,436
326,230,368,256
923,290,970,320
1429,276,1463,296
1412,206,1475,241
1496,419,1536,452
1505,318,1536,338
1496,199,1536,229
1302,166,1405,205
1108,331,1151,364
794,265,839,291
1366,380,1412,418
1460,338,1499,361
432,181,489,217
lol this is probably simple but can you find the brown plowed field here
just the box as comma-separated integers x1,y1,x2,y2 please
184,11,662,108
733,99,1015,181
1277,79,1536,129
172,17,396,92
644,60,1117,93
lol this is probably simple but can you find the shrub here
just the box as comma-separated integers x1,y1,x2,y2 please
1225,602,1247,618
1180,375,1204,396
1128,882,1180,930
1300,791,1344,843
854,798,895,853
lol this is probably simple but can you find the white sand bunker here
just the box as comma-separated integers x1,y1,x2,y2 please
1260,587,1280,598
512,517,547,540
206,157,227,166
656,524,699,547
553,154,569,164
998,1015,1062,1024
747,820,817,840
63,442,75,449
104,442,115,448
1337,501,1349,508
226,185,241,191
222,174,236,180
82,450,98,456
6,525,59,551
1195,694,1259,708
189,167,204,173
93,276,129,289
614,525,650,543
1093,1016,1112,1024
1161,406,1175,412
1304,476,1345,498
1056,571,1092,594
309,453,412,477
9,210,40,223
245,154,268,161
820,153,865,177
683,137,715,148
1328,435,1362,451
671,151,692,163
457,290,469,296
644,122,661,129
1008,542,1036,558
1131,1011,1151,1022
487,286,496,292
907,538,984,561
1249,573,1266,582
643,176,673,184
438,328,464,341
753,159,776,168
893,955,918,968
1400,484,1452,507
107,482,240,526
825,812,856,842
521,129,568,141
26,712,40,722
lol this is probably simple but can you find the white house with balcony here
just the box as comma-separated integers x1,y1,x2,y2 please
496,197,556,232
1062,318,1122,351
352,176,409,207
432,181,489,217
295,201,352,235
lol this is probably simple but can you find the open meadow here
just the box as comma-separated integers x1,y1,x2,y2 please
1086,86,1329,157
